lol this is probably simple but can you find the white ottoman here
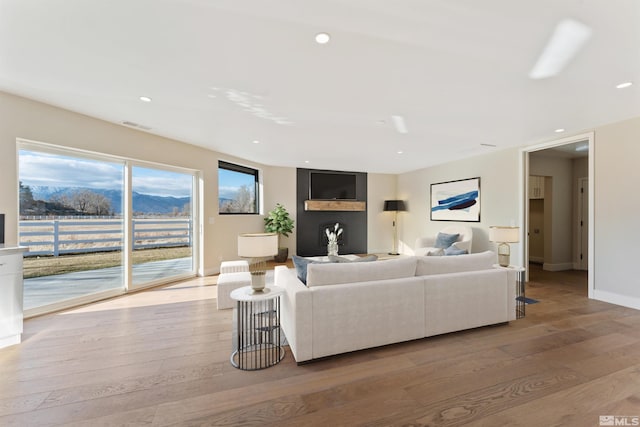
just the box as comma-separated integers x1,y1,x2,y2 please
220,260,249,274
217,271,251,309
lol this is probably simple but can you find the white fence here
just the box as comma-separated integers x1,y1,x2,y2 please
19,218,191,257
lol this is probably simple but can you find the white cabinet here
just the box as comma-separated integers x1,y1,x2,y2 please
0,246,27,349
529,175,545,199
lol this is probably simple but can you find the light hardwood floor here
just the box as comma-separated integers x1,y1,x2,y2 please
1,264,640,426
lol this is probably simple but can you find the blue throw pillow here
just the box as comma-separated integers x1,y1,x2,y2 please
292,256,327,285
435,232,460,249
444,246,468,256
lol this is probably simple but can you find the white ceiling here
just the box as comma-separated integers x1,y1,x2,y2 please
1,0,639,174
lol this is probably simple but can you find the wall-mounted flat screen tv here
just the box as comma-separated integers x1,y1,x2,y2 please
310,172,357,200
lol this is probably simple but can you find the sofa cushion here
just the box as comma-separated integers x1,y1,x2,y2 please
444,246,468,256
328,254,379,263
435,232,459,249
415,250,495,276
306,257,418,287
292,255,328,284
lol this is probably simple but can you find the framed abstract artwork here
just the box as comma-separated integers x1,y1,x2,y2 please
430,177,480,222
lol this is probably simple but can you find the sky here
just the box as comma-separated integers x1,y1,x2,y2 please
19,150,192,197
218,168,255,199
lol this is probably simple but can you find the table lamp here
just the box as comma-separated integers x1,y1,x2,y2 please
383,200,406,255
237,232,278,293
489,226,519,267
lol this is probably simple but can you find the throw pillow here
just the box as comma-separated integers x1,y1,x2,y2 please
328,254,379,263
427,248,444,256
444,246,468,256
292,256,326,284
435,232,460,249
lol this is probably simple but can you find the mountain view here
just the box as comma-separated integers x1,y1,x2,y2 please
26,186,190,215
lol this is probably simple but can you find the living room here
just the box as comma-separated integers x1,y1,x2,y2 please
0,1,640,425
3,90,638,312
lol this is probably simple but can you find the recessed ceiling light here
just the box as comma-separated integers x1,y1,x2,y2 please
391,115,408,134
315,32,331,44
139,96,152,102
304,160,310,163
397,150,404,154
555,128,565,133
252,140,260,144
616,82,633,89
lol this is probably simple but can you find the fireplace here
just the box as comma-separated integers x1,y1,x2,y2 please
296,168,367,256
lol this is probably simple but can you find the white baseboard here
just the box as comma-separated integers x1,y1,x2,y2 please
543,262,573,271
203,267,219,276
593,289,640,311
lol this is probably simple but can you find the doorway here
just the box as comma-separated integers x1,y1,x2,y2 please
522,132,594,298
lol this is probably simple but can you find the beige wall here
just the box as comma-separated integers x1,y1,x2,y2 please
367,173,398,254
593,117,640,308
397,147,523,264
0,91,289,275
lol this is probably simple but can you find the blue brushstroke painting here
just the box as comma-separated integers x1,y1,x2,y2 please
432,190,479,212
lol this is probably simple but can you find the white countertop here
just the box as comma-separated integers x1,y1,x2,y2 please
0,245,29,255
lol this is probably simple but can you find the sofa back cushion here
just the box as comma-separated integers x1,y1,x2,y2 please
306,257,417,287
415,250,495,276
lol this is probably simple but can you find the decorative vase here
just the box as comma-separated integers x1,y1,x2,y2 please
327,241,338,256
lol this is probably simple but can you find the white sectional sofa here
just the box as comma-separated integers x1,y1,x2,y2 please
274,251,517,363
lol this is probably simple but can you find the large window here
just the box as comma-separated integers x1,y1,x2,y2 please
19,148,125,311
18,142,198,314
218,161,259,214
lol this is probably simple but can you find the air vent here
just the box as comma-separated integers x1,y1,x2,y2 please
121,121,152,131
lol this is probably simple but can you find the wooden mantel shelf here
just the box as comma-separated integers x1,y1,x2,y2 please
304,200,366,211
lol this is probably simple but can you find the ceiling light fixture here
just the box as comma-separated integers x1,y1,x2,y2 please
391,115,408,134
139,96,152,102
397,150,404,154
616,82,633,89
529,19,592,80
315,32,331,44
555,128,565,133
252,140,260,144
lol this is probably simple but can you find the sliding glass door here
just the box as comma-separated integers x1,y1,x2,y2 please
19,148,125,312
131,166,194,287
19,142,198,315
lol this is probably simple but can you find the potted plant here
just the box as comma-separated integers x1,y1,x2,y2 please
264,203,295,263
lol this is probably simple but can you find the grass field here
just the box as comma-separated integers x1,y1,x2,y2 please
23,247,192,279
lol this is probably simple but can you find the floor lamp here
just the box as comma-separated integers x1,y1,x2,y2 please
384,200,406,255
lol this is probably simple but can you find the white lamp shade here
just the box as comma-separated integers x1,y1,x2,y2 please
238,233,278,257
489,226,519,243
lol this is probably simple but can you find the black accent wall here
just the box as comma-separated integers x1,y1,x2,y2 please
296,168,367,256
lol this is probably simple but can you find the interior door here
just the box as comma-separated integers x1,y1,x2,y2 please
578,177,589,270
